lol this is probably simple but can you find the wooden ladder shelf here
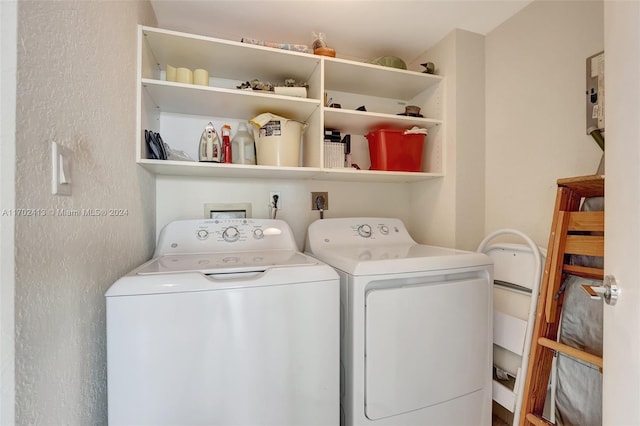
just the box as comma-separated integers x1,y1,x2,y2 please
519,175,605,426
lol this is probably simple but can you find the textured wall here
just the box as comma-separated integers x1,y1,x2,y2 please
15,1,156,424
1,1,18,423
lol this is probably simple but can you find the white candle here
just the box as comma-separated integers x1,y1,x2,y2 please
193,69,209,86
176,67,193,84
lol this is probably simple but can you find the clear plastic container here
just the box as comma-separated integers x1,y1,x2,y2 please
231,122,256,165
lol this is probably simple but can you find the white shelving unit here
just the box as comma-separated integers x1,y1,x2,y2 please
137,26,445,182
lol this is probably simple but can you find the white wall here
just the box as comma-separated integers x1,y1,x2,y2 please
15,2,156,423
454,30,486,251
0,1,17,423
408,31,457,248
485,0,603,246
156,176,412,251
409,29,486,251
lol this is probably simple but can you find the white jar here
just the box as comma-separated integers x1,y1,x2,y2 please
231,122,256,165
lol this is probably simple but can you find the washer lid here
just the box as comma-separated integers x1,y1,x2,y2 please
106,251,337,297
310,244,491,275
137,250,315,275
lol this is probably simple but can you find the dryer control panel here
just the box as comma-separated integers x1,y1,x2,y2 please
306,217,415,252
353,222,400,239
154,219,297,256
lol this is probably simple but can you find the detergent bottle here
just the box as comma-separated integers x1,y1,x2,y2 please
231,121,256,165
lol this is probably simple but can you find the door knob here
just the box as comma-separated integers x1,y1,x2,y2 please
581,275,620,306
602,275,620,306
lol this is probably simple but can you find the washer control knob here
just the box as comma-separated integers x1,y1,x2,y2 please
222,226,240,242
357,224,372,238
196,229,209,240
253,228,264,239
379,225,389,235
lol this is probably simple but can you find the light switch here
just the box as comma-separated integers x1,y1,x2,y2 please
51,142,71,195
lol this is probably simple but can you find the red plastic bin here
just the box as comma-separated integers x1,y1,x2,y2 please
365,129,425,172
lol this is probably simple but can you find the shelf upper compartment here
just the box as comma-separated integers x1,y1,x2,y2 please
142,26,442,101
143,79,320,122
323,107,441,135
324,57,443,100
142,26,321,85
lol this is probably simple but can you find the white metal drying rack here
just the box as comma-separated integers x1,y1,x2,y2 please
477,229,544,426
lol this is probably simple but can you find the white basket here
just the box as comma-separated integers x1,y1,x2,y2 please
253,119,305,167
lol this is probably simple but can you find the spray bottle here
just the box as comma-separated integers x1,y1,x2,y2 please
221,124,232,164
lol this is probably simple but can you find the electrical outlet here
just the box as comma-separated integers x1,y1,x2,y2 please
270,191,282,210
311,192,329,210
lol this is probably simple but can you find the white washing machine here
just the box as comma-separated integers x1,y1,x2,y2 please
106,218,339,426
305,218,493,426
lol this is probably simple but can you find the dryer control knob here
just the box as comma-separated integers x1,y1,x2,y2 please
222,226,240,242
379,225,389,235
253,228,264,239
358,224,372,238
196,229,209,240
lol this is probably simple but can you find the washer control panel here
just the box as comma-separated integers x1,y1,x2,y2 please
221,226,240,242
155,219,297,256
191,221,263,242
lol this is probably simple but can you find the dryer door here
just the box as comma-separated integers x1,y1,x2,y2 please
365,276,490,420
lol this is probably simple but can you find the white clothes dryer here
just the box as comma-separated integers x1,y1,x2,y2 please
106,219,339,426
306,218,493,426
